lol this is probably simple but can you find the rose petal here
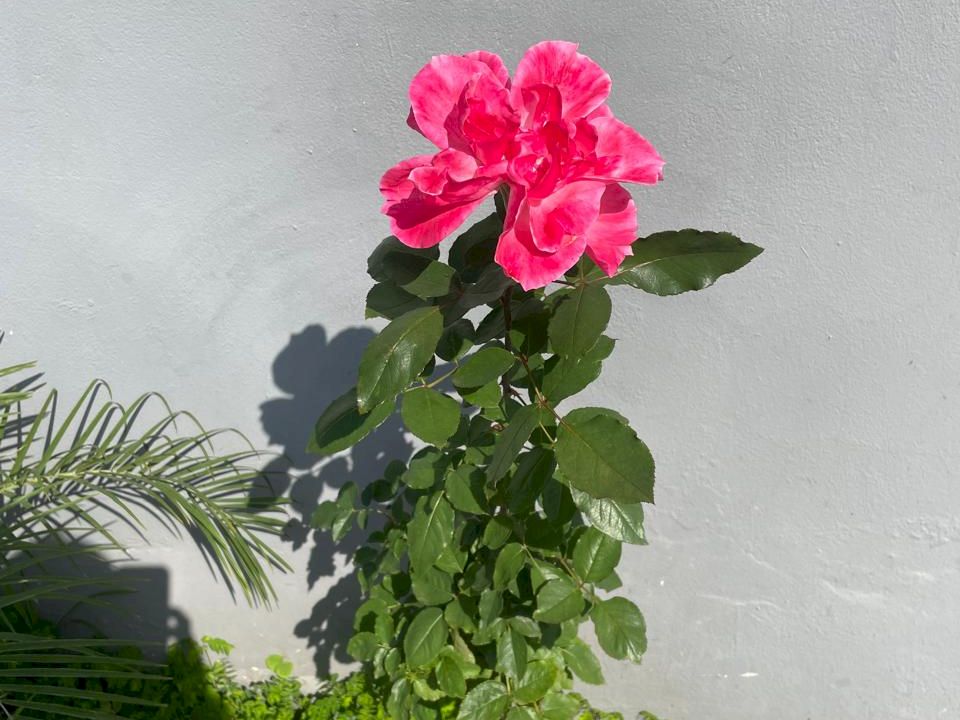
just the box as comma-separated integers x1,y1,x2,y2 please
527,180,606,253
588,116,665,185
464,50,511,86
384,191,491,249
409,54,506,149
584,184,638,276
380,155,435,202
495,189,587,290
511,41,611,125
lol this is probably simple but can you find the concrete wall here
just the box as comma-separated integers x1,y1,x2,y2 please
3,1,959,717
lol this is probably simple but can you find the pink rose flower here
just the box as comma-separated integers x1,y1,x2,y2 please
380,41,664,291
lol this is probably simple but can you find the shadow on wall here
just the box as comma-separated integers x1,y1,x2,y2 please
259,325,412,676
37,554,191,661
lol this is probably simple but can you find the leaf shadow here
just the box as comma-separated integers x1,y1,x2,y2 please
258,324,412,675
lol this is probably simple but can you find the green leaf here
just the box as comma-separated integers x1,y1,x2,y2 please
493,543,526,590
346,632,380,661
539,691,581,720
357,306,443,412
411,565,454,605
368,236,438,281
561,638,605,685
487,405,541,482
496,627,527,680
445,596,478,634
481,515,513,550
202,636,234,656
408,494,455,570
572,527,622,583
448,213,501,279
504,448,555,516
366,282,428,319
388,678,412,719
513,660,558,704
607,229,763,295
437,319,475,361
307,387,394,456
401,260,457,298
507,708,538,720
402,388,461,445
533,578,585,624
403,447,448,490
457,680,510,720
591,596,647,663
265,653,293,678
404,607,448,667
541,355,602,403
460,380,501,409
548,285,611,358
569,487,647,545
453,347,516,388
436,654,467,697
556,407,654,503
445,464,488,514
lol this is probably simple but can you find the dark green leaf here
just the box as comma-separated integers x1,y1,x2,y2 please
493,542,525,590
572,527,622,583
357,306,443,412
496,627,527,680
436,654,467,697
346,632,379,661
403,607,448,667
561,638,605,685
591,596,647,663
556,407,654,503
437,319,475,361
403,447,448,490
569,487,647,545
533,578,585,624
402,388,461,445
366,282,428,320
459,381,501,409
448,214,501,279
539,691,581,720
504,448,555,515
307,388,393,456
607,229,763,295
445,464,487,514
453,347,516,388
548,285,611,358
513,660,558,704
408,494,455,570
481,515,513,549
487,405,541,482
411,565,454,605
457,680,510,720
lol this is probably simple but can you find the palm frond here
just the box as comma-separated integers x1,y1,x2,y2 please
0,363,290,607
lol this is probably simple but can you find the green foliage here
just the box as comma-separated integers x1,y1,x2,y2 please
308,215,761,719
0,354,289,719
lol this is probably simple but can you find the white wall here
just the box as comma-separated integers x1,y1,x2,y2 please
3,2,959,717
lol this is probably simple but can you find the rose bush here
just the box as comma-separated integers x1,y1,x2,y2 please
381,41,665,290
311,41,762,720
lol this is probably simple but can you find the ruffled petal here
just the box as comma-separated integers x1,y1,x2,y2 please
588,116,665,184
464,50,510,86
380,154,436,202
526,180,606,253
511,41,611,125
381,152,501,248
409,54,507,150
495,188,587,290
584,184,638,276
384,192,490,249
